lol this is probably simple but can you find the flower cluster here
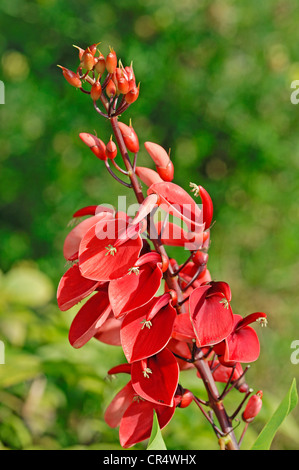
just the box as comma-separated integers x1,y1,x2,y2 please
57,42,267,450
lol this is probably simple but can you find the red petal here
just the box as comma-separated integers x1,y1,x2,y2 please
155,221,203,249
57,263,102,311
132,194,159,225
131,348,179,406
144,142,170,168
93,311,122,346
72,205,114,218
189,285,234,347
135,166,163,186
68,289,112,348
199,185,213,230
104,381,136,428
63,212,113,261
119,396,175,448
108,255,163,318
120,298,176,363
78,218,143,281
148,182,204,232
172,313,196,342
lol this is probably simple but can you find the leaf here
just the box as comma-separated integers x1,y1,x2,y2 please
251,378,298,450
146,410,167,450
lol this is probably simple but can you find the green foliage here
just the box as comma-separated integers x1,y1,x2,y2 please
252,379,298,450
0,0,299,450
146,411,167,450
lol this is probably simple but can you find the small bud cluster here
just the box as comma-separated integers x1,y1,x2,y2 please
58,43,140,119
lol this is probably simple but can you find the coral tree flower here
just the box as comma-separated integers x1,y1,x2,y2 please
78,216,143,281
108,252,163,318
120,293,177,362
189,281,234,347
213,312,267,366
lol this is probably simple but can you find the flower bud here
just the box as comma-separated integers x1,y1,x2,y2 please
191,250,208,267
156,160,174,182
179,389,193,408
57,66,82,88
125,84,139,104
117,76,130,95
73,45,85,61
106,48,117,74
135,167,163,186
79,132,106,161
95,54,106,75
118,121,139,153
144,141,174,182
106,138,117,160
242,391,263,423
106,79,116,98
90,81,102,101
81,51,95,71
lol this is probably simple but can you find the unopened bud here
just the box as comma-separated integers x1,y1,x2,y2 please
118,121,139,153
95,54,106,75
79,133,106,161
106,79,116,98
81,51,95,71
90,81,102,101
117,76,130,95
179,389,193,408
125,84,139,104
106,48,117,74
242,391,263,423
57,66,82,88
106,138,117,160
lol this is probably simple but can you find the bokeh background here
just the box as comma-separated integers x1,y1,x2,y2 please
1,0,299,450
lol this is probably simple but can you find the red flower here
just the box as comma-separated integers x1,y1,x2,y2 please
57,263,103,311
189,281,234,347
213,312,267,366
104,360,180,448
130,348,179,407
104,379,176,448
78,216,143,281
120,294,177,362
108,252,163,318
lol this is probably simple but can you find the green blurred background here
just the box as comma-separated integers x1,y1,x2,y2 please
1,0,299,450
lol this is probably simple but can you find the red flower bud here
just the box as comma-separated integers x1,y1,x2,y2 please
135,167,164,186
144,142,174,182
179,389,194,408
90,81,102,101
191,250,208,267
106,79,116,98
79,132,106,161
106,138,117,159
57,66,82,88
87,43,100,56
117,76,130,95
73,45,85,61
81,51,95,71
106,48,117,74
95,54,106,75
125,84,140,104
118,121,139,153
242,391,263,423
156,160,174,182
